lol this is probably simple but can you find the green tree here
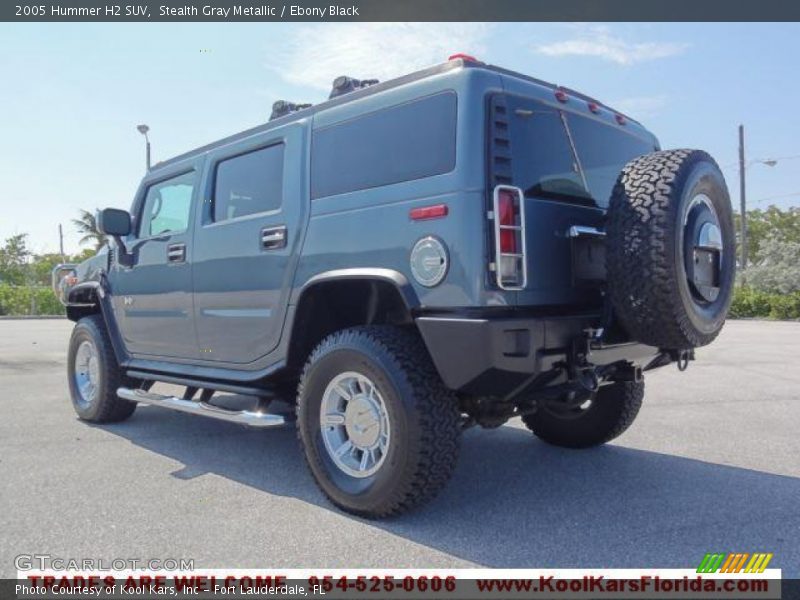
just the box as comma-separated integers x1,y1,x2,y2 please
735,206,800,264
0,233,32,285
30,253,67,286
746,238,800,294
72,209,108,251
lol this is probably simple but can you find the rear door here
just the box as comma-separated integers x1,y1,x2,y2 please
192,122,307,364
489,85,656,307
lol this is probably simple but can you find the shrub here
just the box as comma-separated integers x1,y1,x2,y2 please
745,238,800,294
0,285,65,316
729,286,800,320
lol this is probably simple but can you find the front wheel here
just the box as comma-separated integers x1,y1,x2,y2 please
522,380,644,449
297,326,461,518
67,315,137,423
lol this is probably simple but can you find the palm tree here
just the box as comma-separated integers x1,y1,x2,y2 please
72,209,108,251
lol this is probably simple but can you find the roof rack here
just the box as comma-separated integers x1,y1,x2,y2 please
269,100,312,121
329,76,379,99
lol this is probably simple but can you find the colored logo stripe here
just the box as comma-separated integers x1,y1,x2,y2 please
698,553,773,573
697,554,725,573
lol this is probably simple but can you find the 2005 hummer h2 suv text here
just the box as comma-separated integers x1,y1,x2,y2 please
54,55,735,517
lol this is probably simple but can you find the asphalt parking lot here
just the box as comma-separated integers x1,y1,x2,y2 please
1,318,798,577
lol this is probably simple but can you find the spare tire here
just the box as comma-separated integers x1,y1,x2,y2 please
606,149,735,350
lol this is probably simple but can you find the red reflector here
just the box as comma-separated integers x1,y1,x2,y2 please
588,101,600,114
615,114,627,125
448,53,479,62
410,204,448,221
555,89,568,103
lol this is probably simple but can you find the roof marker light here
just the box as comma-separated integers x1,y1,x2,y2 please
555,89,569,103
616,114,627,125
448,53,479,62
587,101,600,114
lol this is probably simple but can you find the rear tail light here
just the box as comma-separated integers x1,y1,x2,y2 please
492,186,527,290
497,192,517,253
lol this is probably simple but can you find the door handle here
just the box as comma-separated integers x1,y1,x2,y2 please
167,243,186,263
261,226,287,250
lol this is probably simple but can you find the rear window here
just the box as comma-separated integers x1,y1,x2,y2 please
311,91,457,199
213,144,284,221
503,95,655,207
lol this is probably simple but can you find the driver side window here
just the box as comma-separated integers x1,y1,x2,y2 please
139,171,195,237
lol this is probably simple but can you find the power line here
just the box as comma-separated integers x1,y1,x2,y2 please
722,154,800,170
753,191,800,204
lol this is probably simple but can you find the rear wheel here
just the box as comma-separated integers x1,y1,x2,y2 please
606,149,735,349
297,326,461,518
522,380,644,449
67,315,137,423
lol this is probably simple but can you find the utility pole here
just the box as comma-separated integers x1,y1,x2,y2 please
58,224,65,261
738,124,748,270
137,124,151,171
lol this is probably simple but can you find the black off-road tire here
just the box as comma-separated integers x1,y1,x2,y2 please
67,315,137,423
606,149,735,349
297,326,461,518
522,380,644,449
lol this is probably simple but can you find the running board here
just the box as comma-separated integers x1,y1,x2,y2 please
117,387,286,428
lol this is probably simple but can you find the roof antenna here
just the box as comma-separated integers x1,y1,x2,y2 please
329,76,379,99
270,100,312,121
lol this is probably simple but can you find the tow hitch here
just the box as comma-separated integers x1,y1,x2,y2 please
669,349,695,371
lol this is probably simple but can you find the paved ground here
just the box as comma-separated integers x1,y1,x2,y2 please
1,319,798,577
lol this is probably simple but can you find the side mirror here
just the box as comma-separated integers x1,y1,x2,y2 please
97,208,134,267
97,208,131,236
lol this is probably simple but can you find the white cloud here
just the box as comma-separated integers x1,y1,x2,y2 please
612,95,669,119
535,26,689,66
267,23,490,93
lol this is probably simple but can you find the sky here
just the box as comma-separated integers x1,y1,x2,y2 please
1,22,799,255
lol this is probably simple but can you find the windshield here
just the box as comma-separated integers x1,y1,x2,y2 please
504,95,656,207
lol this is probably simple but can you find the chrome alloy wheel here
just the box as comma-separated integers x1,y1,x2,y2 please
73,340,100,407
683,193,724,304
320,372,391,478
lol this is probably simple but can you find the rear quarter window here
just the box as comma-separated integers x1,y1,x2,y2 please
311,91,457,199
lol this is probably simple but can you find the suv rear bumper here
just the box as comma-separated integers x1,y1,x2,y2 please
416,314,659,396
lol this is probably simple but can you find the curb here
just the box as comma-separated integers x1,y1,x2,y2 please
0,315,67,320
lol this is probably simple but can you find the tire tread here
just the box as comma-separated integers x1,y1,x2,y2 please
69,314,136,423
606,149,729,349
297,325,461,518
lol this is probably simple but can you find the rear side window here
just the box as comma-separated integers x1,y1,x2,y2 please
311,91,457,199
213,144,284,221
139,171,195,237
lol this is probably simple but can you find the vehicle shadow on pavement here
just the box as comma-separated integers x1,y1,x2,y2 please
105,399,799,573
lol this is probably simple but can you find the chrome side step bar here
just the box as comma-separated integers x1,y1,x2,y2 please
117,387,286,428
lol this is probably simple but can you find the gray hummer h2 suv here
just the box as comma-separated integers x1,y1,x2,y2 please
54,55,735,518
